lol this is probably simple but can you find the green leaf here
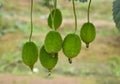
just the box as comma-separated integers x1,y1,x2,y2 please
113,0,120,31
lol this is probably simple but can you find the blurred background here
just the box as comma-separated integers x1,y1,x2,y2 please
0,0,120,84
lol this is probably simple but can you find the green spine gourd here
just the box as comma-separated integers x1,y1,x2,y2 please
44,31,62,54
80,22,96,48
39,46,58,72
63,33,81,63
22,42,38,71
48,8,62,30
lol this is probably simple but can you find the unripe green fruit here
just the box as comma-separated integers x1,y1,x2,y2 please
44,31,62,54
48,8,62,30
62,33,81,63
22,41,38,71
80,22,96,48
39,46,58,72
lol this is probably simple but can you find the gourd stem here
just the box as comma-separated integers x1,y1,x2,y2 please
49,8,54,30
30,65,33,72
48,70,51,76
87,0,92,23
86,43,89,48
52,0,57,31
29,0,33,41
68,58,72,64
72,0,77,33
54,0,57,9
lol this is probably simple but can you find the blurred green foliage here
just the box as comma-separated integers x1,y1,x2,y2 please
109,56,120,76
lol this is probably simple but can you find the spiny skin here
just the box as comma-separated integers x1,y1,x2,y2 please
48,8,62,30
44,31,62,54
22,41,38,71
39,46,58,71
80,22,96,48
62,33,81,59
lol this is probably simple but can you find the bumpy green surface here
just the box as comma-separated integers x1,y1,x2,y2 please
48,8,62,30
44,31,62,53
22,41,38,70
62,33,81,58
39,46,58,71
80,22,96,47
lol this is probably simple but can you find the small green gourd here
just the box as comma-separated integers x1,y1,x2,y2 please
48,8,62,30
22,41,38,71
39,46,58,75
44,31,62,54
80,22,96,48
62,33,81,63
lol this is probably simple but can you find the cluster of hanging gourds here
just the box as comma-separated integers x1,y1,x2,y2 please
22,0,96,75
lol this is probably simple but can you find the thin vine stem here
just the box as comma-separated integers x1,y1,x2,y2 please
54,0,57,9
50,7,55,30
87,0,92,23
72,0,77,33
29,0,33,41
52,0,57,31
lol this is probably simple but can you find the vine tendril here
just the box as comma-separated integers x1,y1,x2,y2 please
72,0,77,33
88,0,92,23
54,0,57,9
29,0,33,41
